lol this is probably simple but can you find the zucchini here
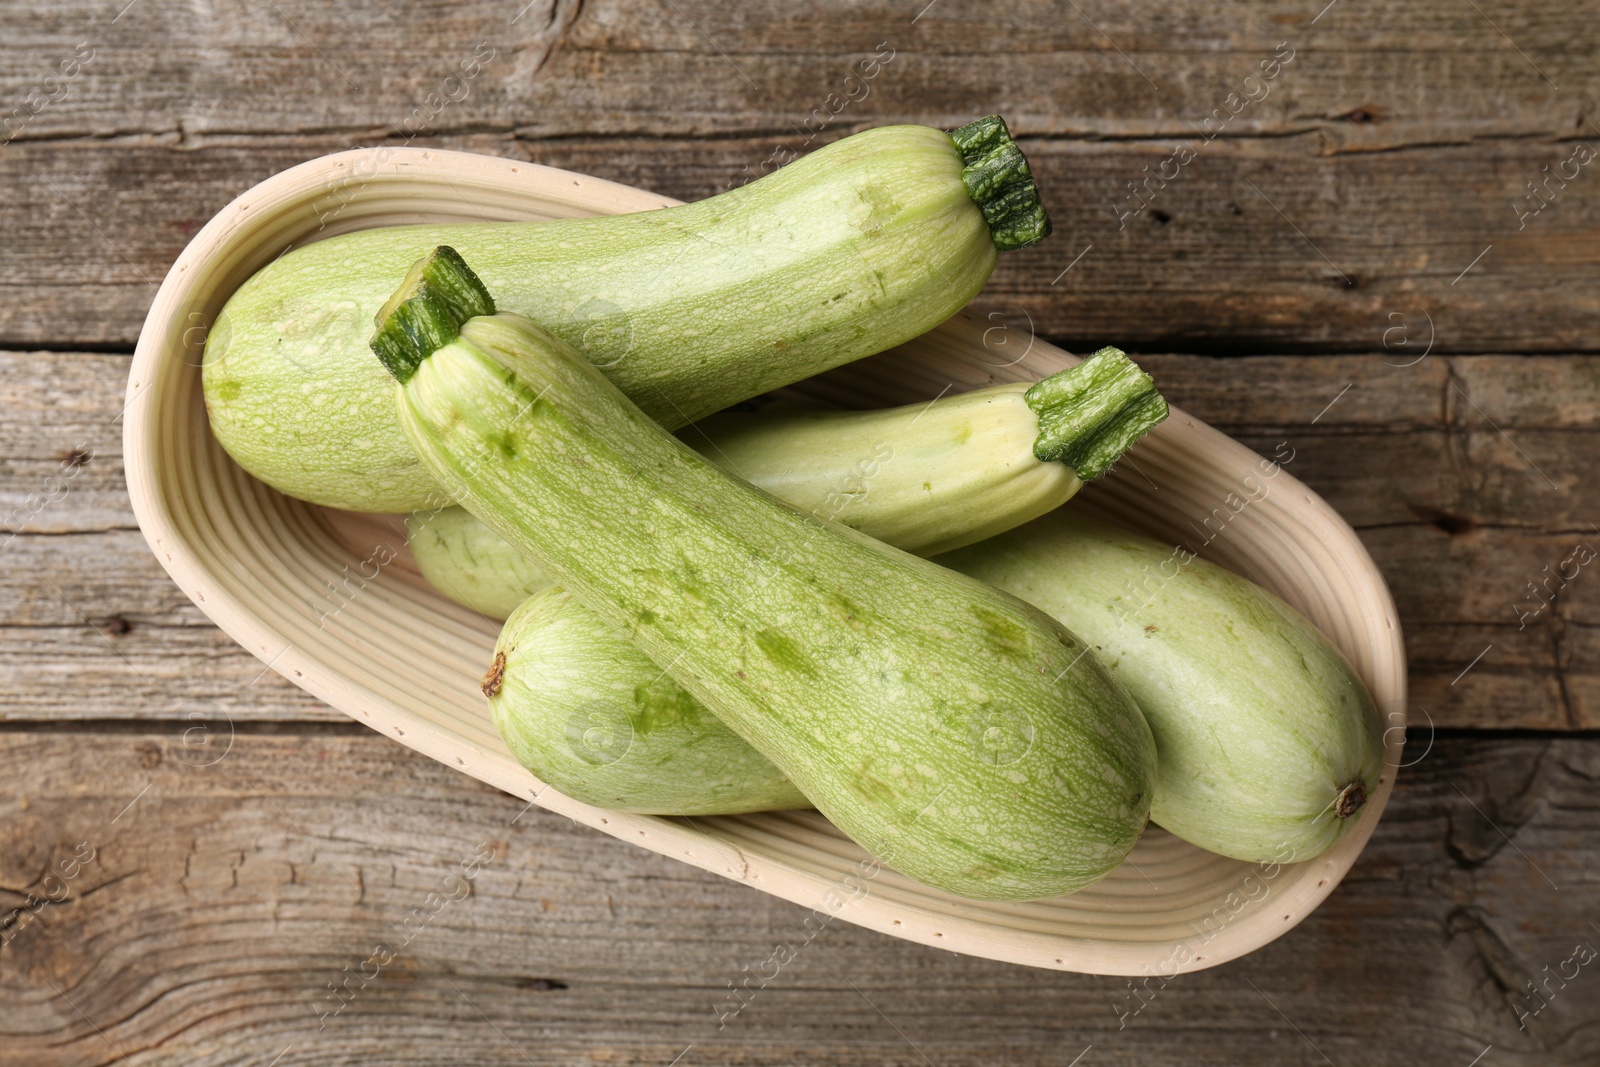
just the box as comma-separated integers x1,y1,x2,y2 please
942,511,1384,863
374,247,1156,902
488,587,812,815
494,509,1382,864
414,347,1167,617
206,118,1050,512
473,351,1165,811
407,505,544,620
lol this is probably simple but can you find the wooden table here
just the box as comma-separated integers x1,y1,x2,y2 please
3,2,1597,1063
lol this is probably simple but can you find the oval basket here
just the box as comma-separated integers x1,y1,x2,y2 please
124,147,1405,975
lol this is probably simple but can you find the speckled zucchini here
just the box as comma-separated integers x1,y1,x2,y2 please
475,352,1165,811
205,118,1049,512
487,586,812,815
374,247,1155,902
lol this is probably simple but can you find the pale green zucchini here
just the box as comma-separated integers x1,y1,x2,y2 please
473,351,1166,813
413,347,1167,618
206,118,1049,512
406,505,543,619
491,511,1382,864
488,587,812,814
375,248,1156,902
943,511,1384,863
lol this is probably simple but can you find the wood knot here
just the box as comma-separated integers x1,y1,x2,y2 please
480,651,507,699
1433,511,1478,537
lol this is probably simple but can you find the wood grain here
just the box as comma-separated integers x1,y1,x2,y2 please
0,355,342,723
0,0,1590,144
4,350,1595,728
0,730,1594,1066
3,109,1599,350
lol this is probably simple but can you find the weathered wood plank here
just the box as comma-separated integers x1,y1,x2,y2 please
0,620,338,724
0,351,129,535
0,0,1588,145
40,350,1576,537
4,128,1600,350
3,350,1597,728
0,351,337,719
0,730,1593,1065
33,537,1571,732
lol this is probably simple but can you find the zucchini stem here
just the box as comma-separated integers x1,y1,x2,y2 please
1025,347,1168,479
1334,780,1368,820
370,246,496,383
949,116,1053,252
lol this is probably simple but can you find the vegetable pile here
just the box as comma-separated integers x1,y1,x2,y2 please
206,118,1383,902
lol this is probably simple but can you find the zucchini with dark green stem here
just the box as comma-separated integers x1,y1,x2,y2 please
374,247,1156,902
207,118,1050,512
411,347,1167,618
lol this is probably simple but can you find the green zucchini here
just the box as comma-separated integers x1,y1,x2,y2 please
470,350,1166,811
375,247,1156,902
206,117,1049,513
413,347,1167,618
407,504,544,620
942,511,1384,863
487,587,812,814
493,508,1382,864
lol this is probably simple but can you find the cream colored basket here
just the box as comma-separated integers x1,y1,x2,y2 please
124,147,1405,975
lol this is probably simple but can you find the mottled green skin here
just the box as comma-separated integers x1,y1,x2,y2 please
410,383,1081,617
491,588,810,814
397,313,1155,902
485,509,1382,864
944,510,1384,863
205,125,996,512
473,384,1076,812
